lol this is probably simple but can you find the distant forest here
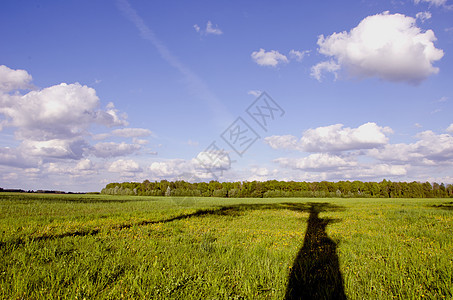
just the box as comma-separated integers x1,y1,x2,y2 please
101,180,453,198
0,188,87,194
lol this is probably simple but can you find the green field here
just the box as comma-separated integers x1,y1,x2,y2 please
0,193,452,299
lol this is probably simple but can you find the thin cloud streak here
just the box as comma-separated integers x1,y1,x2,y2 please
116,0,232,127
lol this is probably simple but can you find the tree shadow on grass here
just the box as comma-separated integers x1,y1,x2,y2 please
131,201,347,299
115,202,315,229
431,202,453,210
2,201,347,299
285,203,346,300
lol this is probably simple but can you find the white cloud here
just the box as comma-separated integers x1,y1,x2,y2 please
275,153,354,171
91,128,151,141
0,147,39,168
112,128,152,138
0,65,136,173
193,150,231,171
313,12,444,84
24,168,41,178
193,21,223,35
187,139,199,146
411,131,453,161
274,155,408,181
75,159,95,172
346,164,408,177
416,11,432,22
414,0,448,7
91,142,141,158
247,90,262,97
369,143,425,163
301,123,392,152
436,96,448,102
133,138,149,145
310,60,340,81
0,65,32,92
289,49,310,62
20,138,88,160
44,159,97,178
97,102,129,128
265,122,392,152
92,133,111,140
251,49,289,67
149,159,192,178
250,167,270,177
206,21,223,35
369,130,453,163
2,172,18,181
108,159,142,173
265,135,300,150
46,161,89,175
245,167,278,182
271,127,453,183
1,83,127,141
264,122,453,181
46,163,67,175
148,149,232,180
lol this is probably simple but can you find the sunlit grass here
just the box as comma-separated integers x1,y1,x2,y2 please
0,193,452,299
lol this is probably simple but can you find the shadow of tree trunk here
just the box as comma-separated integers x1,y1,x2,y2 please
285,203,346,300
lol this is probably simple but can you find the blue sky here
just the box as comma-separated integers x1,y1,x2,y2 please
1,0,452,192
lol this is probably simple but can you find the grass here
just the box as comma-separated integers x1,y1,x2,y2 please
0,193,452,299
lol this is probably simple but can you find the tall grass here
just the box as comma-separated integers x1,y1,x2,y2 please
0,193,452,299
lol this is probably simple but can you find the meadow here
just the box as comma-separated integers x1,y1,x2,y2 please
0,193,451,299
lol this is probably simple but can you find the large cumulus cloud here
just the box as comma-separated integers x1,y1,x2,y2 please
265,122,392,152
0,65,137,166
311,12,444,84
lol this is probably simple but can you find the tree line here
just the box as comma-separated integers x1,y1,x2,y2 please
0,188,87,194
101,179,453,198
